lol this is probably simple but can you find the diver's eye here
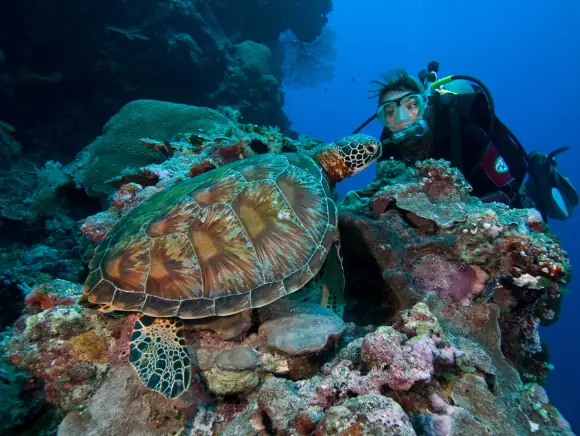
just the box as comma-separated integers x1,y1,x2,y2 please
364,143,377,155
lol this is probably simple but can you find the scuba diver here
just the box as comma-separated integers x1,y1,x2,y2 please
353,62,579,222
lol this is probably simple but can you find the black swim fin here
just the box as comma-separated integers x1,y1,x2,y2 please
525,147,579,221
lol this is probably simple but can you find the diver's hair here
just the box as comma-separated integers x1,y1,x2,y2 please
370,68,425,104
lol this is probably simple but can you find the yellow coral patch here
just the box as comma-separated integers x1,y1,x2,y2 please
69,331,107,363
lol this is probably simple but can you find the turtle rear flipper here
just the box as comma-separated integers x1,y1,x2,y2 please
129,315,192,399
320,241,346,318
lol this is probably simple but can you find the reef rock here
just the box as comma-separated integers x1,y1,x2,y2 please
1,126,574,435
0,0,333,163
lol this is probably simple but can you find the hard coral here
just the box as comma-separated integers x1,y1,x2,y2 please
415,158,472,201
84,121,296,218
412,255,488,306
216,348,261,372
340,157,570,376
361,326,435,391
189,160,216,178
80,210,120,243
395,302,442,338
24,279,79,313
5,141,574,435
2,280,123,411
258,377,309,430
112,182,143,212
57,365,196,436
197,347,261,396
316,394,416,436
258,300,346,356
70,100,235,199
69,330,107,362
66,362,97,383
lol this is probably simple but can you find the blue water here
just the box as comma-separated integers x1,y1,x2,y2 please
284,0,580,429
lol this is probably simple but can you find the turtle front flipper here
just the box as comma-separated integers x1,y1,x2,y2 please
129,315,191,399
320,240,346,318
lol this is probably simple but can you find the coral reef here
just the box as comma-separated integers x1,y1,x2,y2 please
0,124,45,223
0,99,316,346
208,41,289,131
0,358,56,436
1,120,574,435
0,0,333,164
67,98,318,209
69,99,235,198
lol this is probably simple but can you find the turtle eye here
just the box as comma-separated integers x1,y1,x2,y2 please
364,143,378,155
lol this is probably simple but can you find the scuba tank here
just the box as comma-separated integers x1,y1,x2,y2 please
418,61,439,94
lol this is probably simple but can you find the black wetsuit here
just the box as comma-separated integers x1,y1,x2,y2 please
379,90,530,208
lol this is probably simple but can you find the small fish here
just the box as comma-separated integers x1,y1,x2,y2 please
352,76,356,83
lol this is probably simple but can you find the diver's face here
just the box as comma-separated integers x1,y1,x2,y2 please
380,89,423,133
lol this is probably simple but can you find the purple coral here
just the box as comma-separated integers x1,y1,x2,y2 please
412,255,488,305
361,326,435,391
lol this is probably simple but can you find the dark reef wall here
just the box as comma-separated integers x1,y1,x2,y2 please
0,0,332,162
209,0,332,44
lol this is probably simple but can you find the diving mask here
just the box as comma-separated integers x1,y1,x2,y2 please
376,92,428,128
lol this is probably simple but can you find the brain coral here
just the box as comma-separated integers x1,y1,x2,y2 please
72,99,235,198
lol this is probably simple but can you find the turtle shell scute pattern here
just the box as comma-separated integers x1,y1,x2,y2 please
83,152,337,319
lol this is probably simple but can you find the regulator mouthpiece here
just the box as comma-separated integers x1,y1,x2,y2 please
383,120,430,145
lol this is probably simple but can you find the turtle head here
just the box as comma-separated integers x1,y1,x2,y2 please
313,134,382,184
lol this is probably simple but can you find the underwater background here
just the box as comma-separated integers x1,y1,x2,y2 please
284,0,580,430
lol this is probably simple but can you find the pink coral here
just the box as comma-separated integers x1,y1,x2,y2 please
370,159,472,227
141,165,170,181
80,210,119,242
112,182,143,211
430,393,453,415
421,414,452,436
23,280,79,313
360,326,405,366
360,327,435,391
412,255,488,306
109,314,138,367
524,209,545,232
24,290,75,312
415,159,472,199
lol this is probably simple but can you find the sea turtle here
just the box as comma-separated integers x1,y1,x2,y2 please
79,134,382,399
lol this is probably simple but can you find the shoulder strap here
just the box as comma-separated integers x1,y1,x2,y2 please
448,105,463,170
431,92,471,169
